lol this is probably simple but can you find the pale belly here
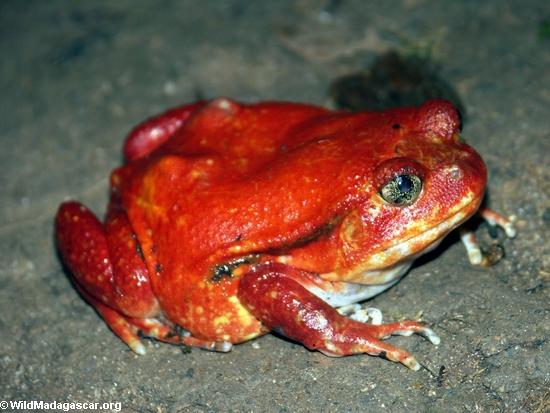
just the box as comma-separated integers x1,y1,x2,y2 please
309,261,413,307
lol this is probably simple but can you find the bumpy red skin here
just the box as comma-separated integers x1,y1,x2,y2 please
56,98,486,366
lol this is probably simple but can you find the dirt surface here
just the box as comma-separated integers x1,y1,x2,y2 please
1,1,549,412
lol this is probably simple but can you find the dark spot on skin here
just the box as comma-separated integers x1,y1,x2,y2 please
210,255,259,283
235,233,243,241
283,217,341,250
135,243,144,259
155,263,163,273
392,123,401,129
378,351,388,360
211,263,233,282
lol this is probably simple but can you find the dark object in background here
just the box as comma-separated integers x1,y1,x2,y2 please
330,50,466,120
538,18,550,39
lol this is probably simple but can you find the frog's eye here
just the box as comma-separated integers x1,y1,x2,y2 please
379,174,422,206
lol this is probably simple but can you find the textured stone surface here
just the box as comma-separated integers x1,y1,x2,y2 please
1,1,548,411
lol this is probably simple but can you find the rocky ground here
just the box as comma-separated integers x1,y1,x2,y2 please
1,1,549,412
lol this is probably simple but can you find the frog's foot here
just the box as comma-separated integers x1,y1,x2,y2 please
337,304,440,345
460,207,516,265
74,285,232,354
239,264,439,370
72,283,147,355
129,318,233,353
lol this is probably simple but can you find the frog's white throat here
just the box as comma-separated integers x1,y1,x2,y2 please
309,246,440,307
311,262,412,307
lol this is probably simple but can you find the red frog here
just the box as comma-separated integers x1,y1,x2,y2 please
56,98,515,370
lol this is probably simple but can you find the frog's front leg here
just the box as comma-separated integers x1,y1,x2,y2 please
460,207,516,266
238,264,439,370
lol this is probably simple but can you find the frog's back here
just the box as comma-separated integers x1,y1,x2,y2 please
160,99,331,174
116,99,421,261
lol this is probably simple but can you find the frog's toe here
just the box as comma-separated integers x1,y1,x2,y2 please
367,320,441,346
180,337,233,352
393,325,441,345
321,336,422,371
337,305,383,325
402,356,421,371
459,226,483,265
365,308,383,325
479,207,516,238
336,303,361,316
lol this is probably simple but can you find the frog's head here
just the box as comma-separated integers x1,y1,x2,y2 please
334,100,487,282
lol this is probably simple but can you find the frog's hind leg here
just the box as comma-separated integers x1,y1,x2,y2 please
56,201,231,354
105,202,232,352
56,201,160,353
239,263,439,370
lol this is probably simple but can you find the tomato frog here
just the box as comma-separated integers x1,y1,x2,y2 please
56,98,515,370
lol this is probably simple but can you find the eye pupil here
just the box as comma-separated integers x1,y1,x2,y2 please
396,175,413,193
379,174,422,206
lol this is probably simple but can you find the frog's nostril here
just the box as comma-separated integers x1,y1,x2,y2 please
448,166,462,180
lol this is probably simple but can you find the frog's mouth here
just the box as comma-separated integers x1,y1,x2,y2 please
299,196,481,306
320,193,482,285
